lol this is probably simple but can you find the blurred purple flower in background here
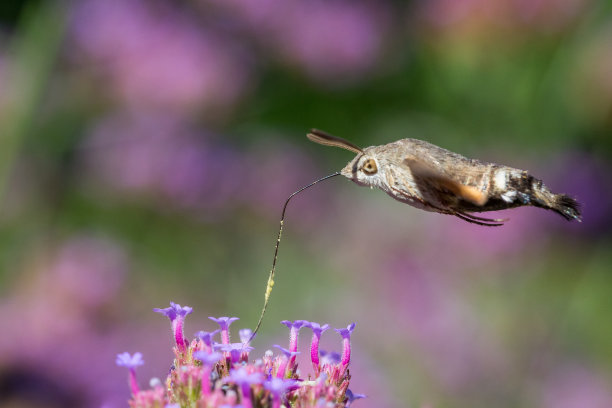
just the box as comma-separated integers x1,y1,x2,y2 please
429,208,547,266
70,0,252,114
273,1,386,82
0,235,152,406
79,112,328,224
79,112,245,214
545,152,612,235
204,0,387,83
380,255,506,390
47,236,127,310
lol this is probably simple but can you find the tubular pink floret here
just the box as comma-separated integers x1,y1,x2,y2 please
128,369,139,395
311,334,320,367
154,302,193,352
334,323,356,367
307,322,330,371
281,320,307,368
276,355,289,379
172,318,186,352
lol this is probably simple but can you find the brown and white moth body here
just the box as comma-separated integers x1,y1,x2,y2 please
308,129,582,226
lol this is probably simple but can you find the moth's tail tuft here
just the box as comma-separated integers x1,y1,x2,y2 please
553,194,582,222
528,175,582,222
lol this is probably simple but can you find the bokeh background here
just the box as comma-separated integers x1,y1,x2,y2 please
1,0,611,407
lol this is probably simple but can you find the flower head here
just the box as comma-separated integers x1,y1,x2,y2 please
209,316,240,329
118,305,357,407
196,330,219,348
116,352,144,395
227,367,264,386
209,316,239,344
154,302,193,352
116,352,144,369
154,302,193,321
334,322,356,340
216,342,254,363
308,321,330,336
280,319,308,331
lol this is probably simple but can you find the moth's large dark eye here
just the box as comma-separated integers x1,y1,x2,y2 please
362,158,378,175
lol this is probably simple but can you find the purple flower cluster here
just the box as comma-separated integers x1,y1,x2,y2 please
204,0,388,83
117,302,363,407
71,0,250,113
78,113,324,223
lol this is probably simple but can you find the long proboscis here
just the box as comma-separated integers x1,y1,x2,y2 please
250,172,342,341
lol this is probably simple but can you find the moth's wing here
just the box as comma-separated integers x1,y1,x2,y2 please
404,158,488,206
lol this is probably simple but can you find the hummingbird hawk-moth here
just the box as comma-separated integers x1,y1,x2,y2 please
250,129,582,339
307,129,582,226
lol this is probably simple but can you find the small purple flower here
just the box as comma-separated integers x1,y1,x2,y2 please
154,302,193,321
209,316,239,344
196,330,219,350
154,302,193,352
264,378,299,408
227,367,264,408
116,352,144,395
217,343,254,364
335,323,356,367
228,367,264,385
194,351,223,366
345,389,367,407
281,319,308,331
307,321,330,370
116,352,144,368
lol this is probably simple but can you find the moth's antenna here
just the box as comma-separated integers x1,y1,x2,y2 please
250,171,341,341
